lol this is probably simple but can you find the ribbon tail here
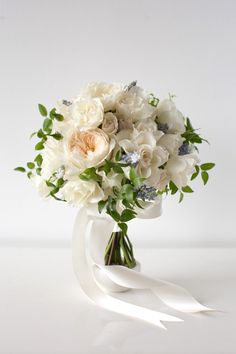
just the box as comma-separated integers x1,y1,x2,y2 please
88,219,213,315
72,207,182,328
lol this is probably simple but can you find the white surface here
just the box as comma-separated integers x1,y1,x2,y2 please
1,0,236,247
0,247,235,354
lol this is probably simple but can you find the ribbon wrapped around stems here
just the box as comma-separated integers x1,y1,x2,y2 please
72,199,213,329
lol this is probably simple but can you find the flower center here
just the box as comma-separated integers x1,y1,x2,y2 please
69,131,96,156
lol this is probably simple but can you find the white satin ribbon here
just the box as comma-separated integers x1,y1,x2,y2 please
72,201,213,329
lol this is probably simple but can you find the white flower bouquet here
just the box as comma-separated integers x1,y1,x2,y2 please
15,81,215,269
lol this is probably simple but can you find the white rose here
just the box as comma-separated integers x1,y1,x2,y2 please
66,128,115,171
158,133,183,155
41,137,64,179
70,96,104,130
157,99,185,134
152,146,169,167
116,86,154,122
61,179,104,206
155,170,170,191
165,153,199,188
102,112,118,135
117,114,133,131
80,82,123,111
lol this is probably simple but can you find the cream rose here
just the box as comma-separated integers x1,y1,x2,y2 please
61,179,104,206
102,112,118,135
70,96,104,130
41,137,65,180
80,82,123,111
67,128,114,170
165,154,199,188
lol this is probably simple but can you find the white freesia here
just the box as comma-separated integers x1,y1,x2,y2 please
165,153,199,188
158,133,183,155
80,82,123,111
61,179,104,206
31,175,51,199
70,96,104,130
157,99,185,134
102,112,118,135
116,86,154,122
66,128,115,171
41,137,65,179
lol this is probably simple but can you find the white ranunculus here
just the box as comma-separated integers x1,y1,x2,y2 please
116,86,154,122
31,175,51,199
158,133,183,155
135,118,164,142
41,137,64,180
80,82,123,111
165,153,199,188
157,99,185,134
61,179,104,206
102,112,118,135
70,96,104,130
66,128,115,171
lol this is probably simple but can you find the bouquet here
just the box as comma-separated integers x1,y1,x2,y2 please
15,81,215,269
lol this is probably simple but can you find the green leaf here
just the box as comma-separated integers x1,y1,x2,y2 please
179,192,184,203
14,166,26,172
46,180,56,188
201,171,209,185
169,180,178,195
118,222,128,235
37,129,46,139
57,178,65,188
34,154,43,166
43,118,53,133
191,165,200,180
38,104,47,117
35,141,44,150
120,209,137,222
30,132,37,139
129,166,138,183
115,150,122,161
27,162,35,169
50,132,63,140
113,164,123,174
27,171,33,179
50,108,64,121
36,167,42,175
79,167,102,182
109,210,120,222
200,163,215,171
98,200,107,214
182,185,194,193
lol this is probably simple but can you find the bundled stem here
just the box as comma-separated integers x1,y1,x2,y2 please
104,230,136,268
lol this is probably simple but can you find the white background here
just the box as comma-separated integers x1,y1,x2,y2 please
1,0,236,247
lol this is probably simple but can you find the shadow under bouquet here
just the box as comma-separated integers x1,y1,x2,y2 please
15,81,215,269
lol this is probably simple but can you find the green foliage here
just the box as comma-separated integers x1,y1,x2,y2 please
191,165,200,180
14,167,26,172
43,118,53,133
169,181,178,195
148,93,159,107
38,104,47,117
34,154,43,167
182,185,194,193
35,141,44,150
27,162,35,169
79,167,102,182
182,117,208,145
200,163,215,171
179,192,184,203
201,171,209,185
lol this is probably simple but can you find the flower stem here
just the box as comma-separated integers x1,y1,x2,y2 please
104,230,136,268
